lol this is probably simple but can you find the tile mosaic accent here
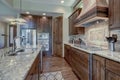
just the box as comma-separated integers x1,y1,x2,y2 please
40,71,64,80
85,21,109,48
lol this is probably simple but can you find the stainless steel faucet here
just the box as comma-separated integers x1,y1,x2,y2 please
12,36,24,52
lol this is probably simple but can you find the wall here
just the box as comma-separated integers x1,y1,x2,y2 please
1,0,14,8
0,1,16,17
0,21,8,48
85,21,109,49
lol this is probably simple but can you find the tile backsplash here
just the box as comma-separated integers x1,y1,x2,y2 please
85,21,109,49
70,21,120,51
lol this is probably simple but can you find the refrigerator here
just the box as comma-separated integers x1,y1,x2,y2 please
37,33,49,51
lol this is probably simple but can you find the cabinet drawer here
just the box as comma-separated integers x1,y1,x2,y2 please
72,48,89,64
106,59,120,75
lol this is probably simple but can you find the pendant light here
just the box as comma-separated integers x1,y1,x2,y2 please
10,0,26,25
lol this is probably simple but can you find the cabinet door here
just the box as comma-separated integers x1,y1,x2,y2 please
69,9,82,35
109,0,114,27
71,48,89,80
92,55,105,80
109,0,120,29
106,70,120,80
106,59,120,76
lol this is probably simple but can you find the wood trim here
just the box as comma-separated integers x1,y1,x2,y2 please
75,6,108,24
73,0,81,9
68,8,81,19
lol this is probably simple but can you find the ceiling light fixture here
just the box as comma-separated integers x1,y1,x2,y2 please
43,13,46,16
61,0,64,3
26,11,30,14
10,0,26,25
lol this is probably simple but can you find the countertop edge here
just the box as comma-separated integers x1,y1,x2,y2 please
64,42,120,63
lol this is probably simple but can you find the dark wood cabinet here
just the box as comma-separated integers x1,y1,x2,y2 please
106,59,120,80
69,8,85,35
106,70,120,80
53,16,63,57
93,55,120,80
92,55,105,80
109,0,120,30
65,45,120,80
64,44,71,64
64,44,89,80
71,47,89,80
25,53,40,80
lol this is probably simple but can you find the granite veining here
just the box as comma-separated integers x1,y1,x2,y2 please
0,46,42,80
65,42,120,63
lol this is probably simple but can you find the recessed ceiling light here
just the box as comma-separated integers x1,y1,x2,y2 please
26,11,30,14
43,13,46,16
61,0,64,3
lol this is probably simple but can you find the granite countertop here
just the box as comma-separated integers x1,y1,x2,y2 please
0,46,42,80
64,42,120,63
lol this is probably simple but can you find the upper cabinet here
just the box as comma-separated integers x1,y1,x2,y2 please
69,8,85,35
109,0,120,30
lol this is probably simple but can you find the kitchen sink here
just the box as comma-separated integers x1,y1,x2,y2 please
74,44,102,51
8,49,25,56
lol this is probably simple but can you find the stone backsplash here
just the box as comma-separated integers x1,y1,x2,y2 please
85,21,109,49
70,21,120,51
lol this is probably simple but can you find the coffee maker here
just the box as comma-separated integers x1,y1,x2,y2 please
106,34,117,51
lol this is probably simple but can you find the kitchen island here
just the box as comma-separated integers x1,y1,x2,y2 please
0,46,42,80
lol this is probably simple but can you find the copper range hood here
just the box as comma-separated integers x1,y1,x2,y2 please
75,0,108,27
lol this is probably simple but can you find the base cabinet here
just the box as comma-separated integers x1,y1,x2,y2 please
64,44,71,64
64,44,120,80
93,55,120,80
25,53,40,80
92,55,105,80
106,70,120,80
64,44,89,80
106,59,120,80
71,47,89,80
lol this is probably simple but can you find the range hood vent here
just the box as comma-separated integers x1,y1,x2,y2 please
75,0,108,27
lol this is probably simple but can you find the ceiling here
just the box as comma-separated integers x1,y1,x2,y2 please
22,0,76,6
0,0,79,22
